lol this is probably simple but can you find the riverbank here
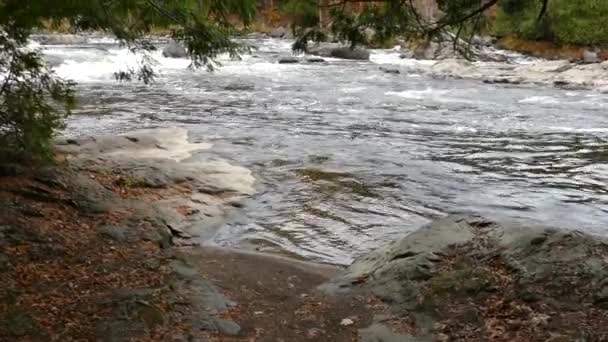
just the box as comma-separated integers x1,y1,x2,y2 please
0,129,394,341
2,128,608,341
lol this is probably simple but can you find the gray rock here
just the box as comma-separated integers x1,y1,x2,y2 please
163,41,188,58
269,26,288,38
583,50,600,64
214,319,241,336
278,57,300,64
308,45,370,60
324,214,608,332
330,46,370,60
141,225,172,249
98,225,127,242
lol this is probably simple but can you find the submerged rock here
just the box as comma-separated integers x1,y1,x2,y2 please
306,57,326,63
278,56,300,64
380,67,400,74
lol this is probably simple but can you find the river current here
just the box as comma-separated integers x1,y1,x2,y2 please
43,38,608,265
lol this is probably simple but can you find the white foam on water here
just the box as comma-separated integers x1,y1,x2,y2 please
386,88,451,100
51,47,194,82
370,50,436,67
549,126,608,133
518,96,561,105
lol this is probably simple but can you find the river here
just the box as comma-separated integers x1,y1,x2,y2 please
42,38,608,265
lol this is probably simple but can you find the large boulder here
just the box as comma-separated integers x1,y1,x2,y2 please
324,214,608,340
278,57,300,64
308,45,370,61
162,41,188,58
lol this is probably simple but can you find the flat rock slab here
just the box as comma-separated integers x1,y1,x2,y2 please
56,128,255,245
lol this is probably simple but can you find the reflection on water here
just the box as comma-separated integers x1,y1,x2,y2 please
52,39,608,265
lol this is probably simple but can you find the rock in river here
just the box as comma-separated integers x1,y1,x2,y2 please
278,57,300,64
308,44,370,61
163,41,188,58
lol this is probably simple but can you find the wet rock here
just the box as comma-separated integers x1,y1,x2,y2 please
270,26,288,38
329,46,370,60
308,45,370,60
163,41,188,58
278,57,300,64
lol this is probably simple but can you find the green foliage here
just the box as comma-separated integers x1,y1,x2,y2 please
0,29,75,162
281,0,319,29
495,0,608,45
0,0,258,162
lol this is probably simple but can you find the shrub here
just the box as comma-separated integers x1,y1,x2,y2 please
0,30,75,162
495,0,608,45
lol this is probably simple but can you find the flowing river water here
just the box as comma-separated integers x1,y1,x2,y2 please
42,38,608,265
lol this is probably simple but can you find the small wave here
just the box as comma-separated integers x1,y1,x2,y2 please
370,51,435,67
518,96,561,105
386,88,450,100
549,126,608,133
